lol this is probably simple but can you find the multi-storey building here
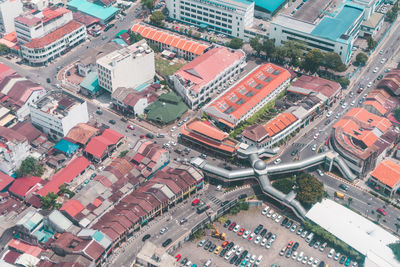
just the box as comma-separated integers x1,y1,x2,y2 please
166,0,254,38
204,63,291,129
15,7,73,44
29,90,89,140
21,20,86,65
96,40,155,93
0,0,23,34
172,46,245,109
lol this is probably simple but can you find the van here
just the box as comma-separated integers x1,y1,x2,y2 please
305,232,314,243
335,192,345,199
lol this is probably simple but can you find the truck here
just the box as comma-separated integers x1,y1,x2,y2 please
197,203,210,214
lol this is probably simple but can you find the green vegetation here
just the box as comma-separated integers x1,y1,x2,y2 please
17,157,45,178
41,192,60,210
191,229,205,240
141,0,154,10
0,44,9,55
272,177,296,194
389,242,400,262
386,2,399,22
119,150,129,158
150,11,165,26
155,58,185,77
394,107,400,122
367,36,377,51
129,32,143,44
59,184,75,199
296,173,324,208
303,220,364,262
228,200,249,215
226,38,244,49
355,52,368,66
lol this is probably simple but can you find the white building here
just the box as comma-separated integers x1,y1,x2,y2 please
0,126,30,176
96,40,155,94
28,0,49,11
21,20,86,65
15,7,73,44
270,3,365,65
172,47,246,110
0,0,23,34
29,90,89,140
166,0,254,39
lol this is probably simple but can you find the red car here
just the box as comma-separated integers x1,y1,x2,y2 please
287,241,294,249
140,135,146,138
175,254,181,261
238,228,245,236
228,222,236,231
127,124,135,130
377,208,387,216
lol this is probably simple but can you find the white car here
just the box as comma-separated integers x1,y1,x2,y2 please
301,230,308,238
271,213,277,220
267,209,274,218
350,100,355,106
233,225,240,233
373,67,379,73
275,215,282,223
160,227,168,234
254,236,261,244
297,251,304,262
265,241,272,249
311,144,317,151
243,230,250,239
236,247,242,256
290,224,297,232
274,158,281,165
262,206,269,215
302,256,308,264
326,111,333,117
248,233,255,241
260,238,267,247
342,102,348,109
270,234,276,242
256,255,263,265
334,252,341,261
328,248,335,258
367,81,372,87
231,245,238,254
381,58,386,64
250,254,256,263
170,126,177,132
292,251,298,260
312,258,320,267
307,257,314,265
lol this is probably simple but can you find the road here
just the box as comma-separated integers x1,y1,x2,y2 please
108,185,255,267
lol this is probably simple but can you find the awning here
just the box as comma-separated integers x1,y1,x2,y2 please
199,23,208,28
0,113,16,127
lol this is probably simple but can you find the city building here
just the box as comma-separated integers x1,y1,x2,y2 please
14,7,73,44
369,159,400,197
145,91,188,125
20,20,86,65
130,24,210,60
166,0,254,39
172,47,245,110
242,112,300,148
288,75,342,106
8,176,42,200
29,90,89,140
0,126,30,176
96,40,155,94
28,0,49,10
67,0,119,24
251,0,285,19
135,241,177,267
65,123,99,146
377,69,400,96
204,63,291,129
360,12,384,38
0,171,14,191
0,0,23,34
270,2,365,65
331,108,398,177
363,89,399,117
180,118,239,156
111,84,159,116
84,128,124,162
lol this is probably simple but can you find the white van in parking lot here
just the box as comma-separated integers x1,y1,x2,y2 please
305,232,314,243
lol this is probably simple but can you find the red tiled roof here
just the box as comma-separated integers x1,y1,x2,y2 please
0,172,13,191
0,63,16,82
66,123,99,145
175,47,245,93
84,136,112,159
84,241,104,261
8,239,43,257
36,156,90,196
24,21,83,49
289,75,341,98
102,129,124,144
73,11,99,27
364,100,387,115
205,63,291,126
92,198,102,207
185,120,228,141
11,121,42,143
61,199,85,217
131,24,209,56
371,159,400,188
8,176,42,198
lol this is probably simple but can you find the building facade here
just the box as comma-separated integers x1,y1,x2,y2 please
172,47,246,110
0,0,23,34
96,40,155,93
166,0,254,38
21,21,86,65
369,159,400,197
29,90,89,140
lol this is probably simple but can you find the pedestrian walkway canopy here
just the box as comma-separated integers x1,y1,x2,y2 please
54,139,79,156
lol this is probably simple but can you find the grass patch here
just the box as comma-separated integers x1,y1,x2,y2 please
155,58,185,77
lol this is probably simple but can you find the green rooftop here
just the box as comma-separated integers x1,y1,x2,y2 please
68,0,119,21
80,72,100,93
145,92,188,125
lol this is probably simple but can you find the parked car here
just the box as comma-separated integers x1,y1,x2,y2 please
376,208,387,215
142,234,151,242
108,119,116,124
162,238,172,247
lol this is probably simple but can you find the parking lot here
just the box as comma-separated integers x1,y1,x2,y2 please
174,206,358,266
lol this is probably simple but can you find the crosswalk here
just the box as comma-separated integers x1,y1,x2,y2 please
205,192,222,205
292,143,306,148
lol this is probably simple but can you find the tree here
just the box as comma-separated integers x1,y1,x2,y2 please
272,46,287,64
249,37,263,55
338,77,350,89
302,49,324,73
188,29,192,36
283,40,306,66
119,150,129,158
347,197,353,207
355,52,368,66
0,44,9,55
389,242,400,262
150,11,165,26
129,32,143,44
226,38,244,49
263,39,276,60
141,0,154,10
395,223,400,233
367,37,377,51
296,175,324,207
41,192,58,209
322,52,346,72
17,157,44,178
272,178,295,194
394,107,400,122
376,213,382,223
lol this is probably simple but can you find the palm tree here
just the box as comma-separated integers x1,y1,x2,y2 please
347,197,353,207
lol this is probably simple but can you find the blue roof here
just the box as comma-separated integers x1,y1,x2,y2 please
112,38,128,46
80,72,100,93
253,0,285,13
311,4,363,42
54,139,79,155
68,0,119,21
